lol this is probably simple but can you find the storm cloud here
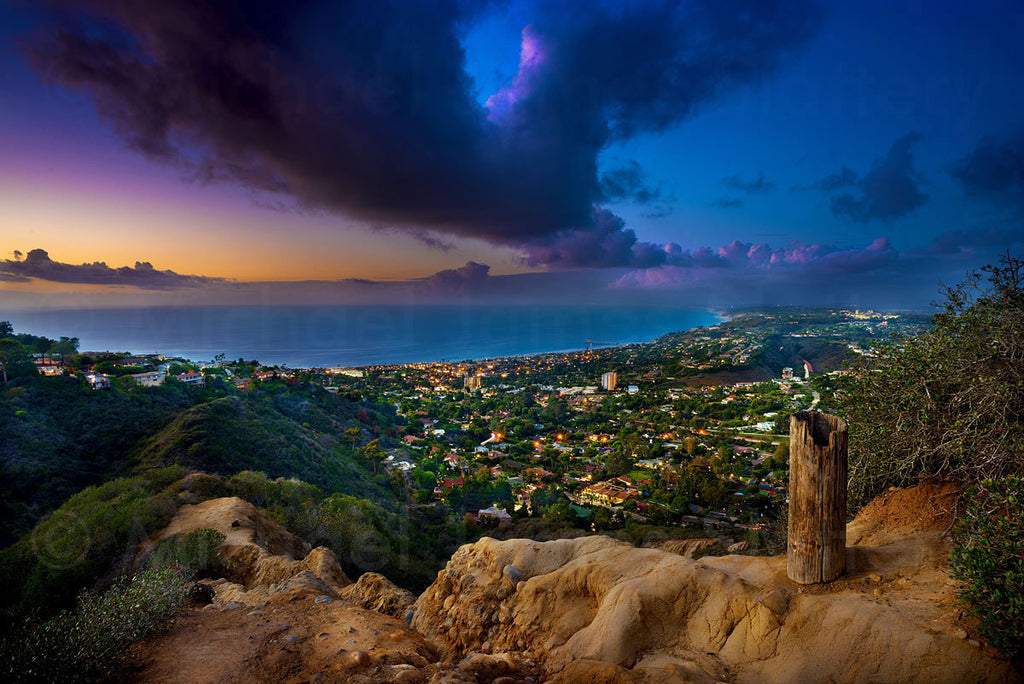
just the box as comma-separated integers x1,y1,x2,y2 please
952,136,1024,211
0,249,225,289
922,224,1024,255
521,207,668,268
598,160,660,204
23,0,820,266
827,133,930,223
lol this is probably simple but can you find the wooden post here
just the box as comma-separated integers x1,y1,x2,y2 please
787,411,848,584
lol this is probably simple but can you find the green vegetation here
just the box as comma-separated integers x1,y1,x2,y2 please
2,528,224,683
148,527,226,577
950,476,1024,658
0,367,394,546
0,468,185,619
224,471,466,591
842,254,1024,656
842,254,1024,507
135,393,388,499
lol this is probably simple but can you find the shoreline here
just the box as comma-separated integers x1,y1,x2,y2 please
7,304,721,370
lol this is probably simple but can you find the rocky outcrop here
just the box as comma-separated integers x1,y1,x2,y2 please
643,537,722,558
339,572,417,619
148,497,351,606
413,482,1016,684
129,484,1019,684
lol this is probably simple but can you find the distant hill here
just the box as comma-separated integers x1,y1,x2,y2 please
0,375,394,546
135,394,386,500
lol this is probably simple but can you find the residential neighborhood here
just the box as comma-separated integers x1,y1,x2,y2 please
2,308,928,535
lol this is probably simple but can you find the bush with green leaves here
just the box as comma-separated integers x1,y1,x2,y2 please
841,254,1024,507
841,254,1024,658
950,476,1024,658
1,528,224,683
147,527,226,577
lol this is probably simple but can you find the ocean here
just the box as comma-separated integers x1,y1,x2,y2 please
2,305,718,368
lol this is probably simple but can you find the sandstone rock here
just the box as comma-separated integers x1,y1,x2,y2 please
267,570,338,604
644,537,721,558
339,571,417,619
457,651,517,679
413,510,1015,684
726,540,749,553
147,497,351,607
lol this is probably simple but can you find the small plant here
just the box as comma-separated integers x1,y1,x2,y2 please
950,476,1024,659
148,528,226,577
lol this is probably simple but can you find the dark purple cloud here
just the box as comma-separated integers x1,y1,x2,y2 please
828,133,930,223
0,249,224,289
615,236,898,288
722,171,776,194
418,261,491,293
370,226,456,253
521,207,667,268
21,0,821,266
951,136,1024,211
815,167,857,192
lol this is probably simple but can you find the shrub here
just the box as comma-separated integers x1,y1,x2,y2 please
1,528,224,682
148,528,226,577
842,254,1024,507
950,477,1024,659
0,469,184,619
2,564,191,682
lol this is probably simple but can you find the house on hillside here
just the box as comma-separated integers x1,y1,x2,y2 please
477,506,512,524
580,481,633,506
86,374,111,390
130,371,164,387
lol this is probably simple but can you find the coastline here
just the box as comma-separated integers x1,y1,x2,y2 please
3,304,720,370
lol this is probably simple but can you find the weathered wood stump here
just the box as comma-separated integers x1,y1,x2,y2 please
787,410,848,584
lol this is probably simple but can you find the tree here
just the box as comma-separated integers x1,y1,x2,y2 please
773,442,789,466
842,253,1024,507
48,337,79,365
0,321,12,337
0,338,29,382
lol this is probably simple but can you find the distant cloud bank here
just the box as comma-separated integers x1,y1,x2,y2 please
0,249,224,289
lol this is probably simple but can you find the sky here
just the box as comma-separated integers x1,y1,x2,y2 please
1,0,1022,310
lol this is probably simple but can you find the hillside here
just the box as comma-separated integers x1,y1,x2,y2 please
0,376,192,544
0,376,393,546
134,395,386,500
119,482,1019,683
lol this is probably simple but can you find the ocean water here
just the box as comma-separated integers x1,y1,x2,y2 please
3,305,718,367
